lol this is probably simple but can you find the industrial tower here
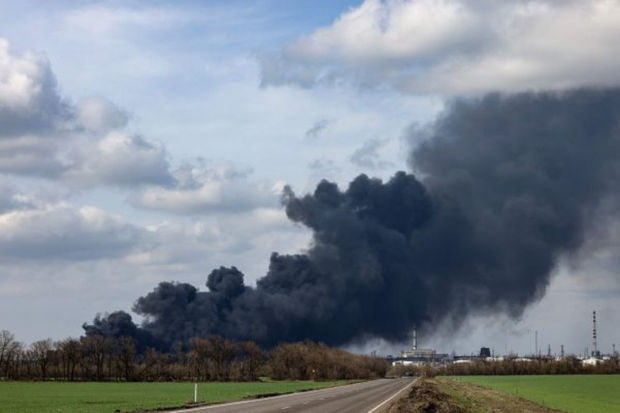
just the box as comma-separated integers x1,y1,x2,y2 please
592,310,600,358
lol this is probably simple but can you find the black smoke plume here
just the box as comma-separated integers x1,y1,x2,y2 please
85,88,620,350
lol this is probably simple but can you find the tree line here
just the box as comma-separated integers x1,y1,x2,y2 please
0,330,387,382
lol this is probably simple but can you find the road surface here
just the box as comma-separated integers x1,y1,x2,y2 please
171,378,415,413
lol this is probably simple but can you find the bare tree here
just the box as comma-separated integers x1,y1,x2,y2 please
57,339,81,381
0,331,390,381
239,341,263,381
81,335,112,380
189,338,210,381
30,339,53,380
0,330,21,379
118,337,136,381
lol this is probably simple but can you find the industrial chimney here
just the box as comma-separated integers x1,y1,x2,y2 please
412,326,417,351
592,310,599,358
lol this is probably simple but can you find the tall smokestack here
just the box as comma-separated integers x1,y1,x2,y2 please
412,326,417,351
592,310,598,357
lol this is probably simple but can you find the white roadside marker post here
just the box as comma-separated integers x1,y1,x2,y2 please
194,383,198,403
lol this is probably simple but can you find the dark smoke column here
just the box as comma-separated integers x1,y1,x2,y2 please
125,172,436,348
85,88,620,350
409,89,620,323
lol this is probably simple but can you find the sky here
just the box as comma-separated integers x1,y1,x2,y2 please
1,0,620,356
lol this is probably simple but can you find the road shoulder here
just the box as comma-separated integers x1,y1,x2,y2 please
385,377,561,412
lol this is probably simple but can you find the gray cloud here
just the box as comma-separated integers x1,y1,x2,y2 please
0,181,41,213
0,135,68,177
350,138,392,169
0,203,142,261
304,119,330,140
308,158,340,174
260,0,620,94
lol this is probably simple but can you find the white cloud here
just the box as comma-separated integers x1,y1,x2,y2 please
0,181,304,275
126,206,309,282
0,37,73,175
0,37,308,213
131,161,279,214
0,38,70,135
289,0,484,63
261,0,620,94
0,37,176,188
77,97,129,133
0,203,142,261
66,131,173,187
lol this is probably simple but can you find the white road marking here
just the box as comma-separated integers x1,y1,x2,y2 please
166,380,399,413
367,379,416,413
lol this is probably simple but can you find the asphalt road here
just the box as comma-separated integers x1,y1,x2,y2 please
171,378,415,413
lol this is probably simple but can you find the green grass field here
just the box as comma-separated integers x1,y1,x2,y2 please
455,375,620,413
0,380,350,413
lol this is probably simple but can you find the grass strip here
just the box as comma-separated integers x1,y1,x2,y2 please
0,380,351,413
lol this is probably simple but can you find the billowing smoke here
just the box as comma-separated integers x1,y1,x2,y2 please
85,88,620,350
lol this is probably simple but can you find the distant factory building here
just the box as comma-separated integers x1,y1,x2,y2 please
391,327,449,366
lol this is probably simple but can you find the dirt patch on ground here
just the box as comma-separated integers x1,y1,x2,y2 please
387,378,465,413
386,377,561,413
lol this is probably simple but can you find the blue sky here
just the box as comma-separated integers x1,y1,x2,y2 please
1,0,620,356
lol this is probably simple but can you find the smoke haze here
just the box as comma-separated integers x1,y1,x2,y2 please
85,88,620,349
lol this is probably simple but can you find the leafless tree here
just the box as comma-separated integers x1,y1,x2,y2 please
239,341,263,381
0,330,21,379
81,335,112,380
118,337,136,381
30,339,53,380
